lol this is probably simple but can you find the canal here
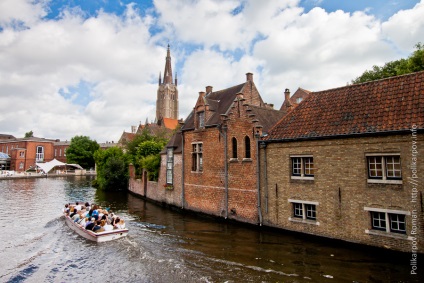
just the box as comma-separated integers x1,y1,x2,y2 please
0,176,419,282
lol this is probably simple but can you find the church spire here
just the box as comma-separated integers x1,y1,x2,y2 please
163,44,173,84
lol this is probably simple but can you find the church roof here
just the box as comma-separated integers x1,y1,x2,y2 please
162,118,179,130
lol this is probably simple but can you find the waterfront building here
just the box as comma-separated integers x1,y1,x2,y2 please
260,71,424,252
130,73,294,224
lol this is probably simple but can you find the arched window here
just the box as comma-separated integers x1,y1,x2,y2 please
232,137,237,159
244,136,251,158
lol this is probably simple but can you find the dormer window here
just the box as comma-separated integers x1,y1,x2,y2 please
197,112,205,128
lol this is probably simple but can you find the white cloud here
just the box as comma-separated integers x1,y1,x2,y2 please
382,0,424,52
1,0,423,142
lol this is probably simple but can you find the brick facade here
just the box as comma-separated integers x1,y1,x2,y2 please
260,133,423,253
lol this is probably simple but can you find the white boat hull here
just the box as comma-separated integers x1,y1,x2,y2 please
64,215,128,242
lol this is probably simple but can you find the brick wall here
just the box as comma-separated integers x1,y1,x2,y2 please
129,153,182,208
260,133,424,253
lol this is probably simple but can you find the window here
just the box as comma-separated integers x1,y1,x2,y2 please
59,149,62,156
19,151,24,157
232,137,237,159
244,136,251,159
296,97,303,103
19,162,24,169
365,207,409,235
36,146,44,162
54,149,57,157
192,143,203,172
166,148,174,184
197,112,205,128
289,199,319,224
366,154,402,184
291,156,314,179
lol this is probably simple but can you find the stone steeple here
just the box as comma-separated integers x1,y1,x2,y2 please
156,45,179,120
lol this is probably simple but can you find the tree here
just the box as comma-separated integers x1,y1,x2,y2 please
24,131,33,138
66,136,100,169
125,128,168,179
136,140,167,181
94,147,129,191
352,43,424,84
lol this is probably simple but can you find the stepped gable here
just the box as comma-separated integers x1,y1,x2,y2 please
266,71,424,141
182,83,245,130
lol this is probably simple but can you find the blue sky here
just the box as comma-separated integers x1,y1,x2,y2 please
0,0,422,142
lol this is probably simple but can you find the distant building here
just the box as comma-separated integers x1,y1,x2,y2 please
119,45,180,148
156,44,178,121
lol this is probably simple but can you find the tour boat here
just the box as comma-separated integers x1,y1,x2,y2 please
64,213,129,242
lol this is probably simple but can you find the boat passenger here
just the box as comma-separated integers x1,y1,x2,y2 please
77,217,86,227
85,202,90,210
103,221,113,231
85,218,96,231
63,204,70,214
92,220,102,232
70,208,78,219
74,202,82,211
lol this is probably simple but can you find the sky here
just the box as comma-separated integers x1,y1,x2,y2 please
0,0,423,143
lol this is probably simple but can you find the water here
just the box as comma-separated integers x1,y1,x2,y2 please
0,176,420,282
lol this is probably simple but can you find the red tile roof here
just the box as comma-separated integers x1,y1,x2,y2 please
162,118,179,130
265,71,424,141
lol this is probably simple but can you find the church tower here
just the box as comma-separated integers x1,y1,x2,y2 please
156,45,179,121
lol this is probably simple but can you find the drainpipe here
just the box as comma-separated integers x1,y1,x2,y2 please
223,124,228,219
181,131,185,209
263,142,268,214
255,132,263,226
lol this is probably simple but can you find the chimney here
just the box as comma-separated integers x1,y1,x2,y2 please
206,86,213,93
246,72,253,82
284,88,290,101
199,91,206,99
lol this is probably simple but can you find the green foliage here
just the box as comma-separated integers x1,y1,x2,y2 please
94,147,129,191
352,43,424,84
124,129,168,180
24,131,33,138
66,136,100,169
140,154,161,181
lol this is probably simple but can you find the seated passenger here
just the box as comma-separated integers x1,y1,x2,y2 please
77,217,86,227
70,209,78,219
85,218,96,231
92,220,103,232
63,204,70,214
74,202,82,211
103,221,113,231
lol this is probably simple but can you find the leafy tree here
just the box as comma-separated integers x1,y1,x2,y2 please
140,154,161,181
353,43,424,84
66,136,100,169
24,131,33,138
125,128,168,179
135,140,167,181
94,147,129,191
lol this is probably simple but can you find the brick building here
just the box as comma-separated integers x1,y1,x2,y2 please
260,71,424,252
0,137,58,171
129,73,291,224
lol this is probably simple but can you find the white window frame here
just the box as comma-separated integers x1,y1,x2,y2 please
364,207,411,238
36,146,44,162
191,142,203,172
19,162,24,169
366,153,402,184
288,199,319,225
166,148,174,184
290,155,314,180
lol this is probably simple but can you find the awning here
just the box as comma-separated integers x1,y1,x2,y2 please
36,159,83,173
